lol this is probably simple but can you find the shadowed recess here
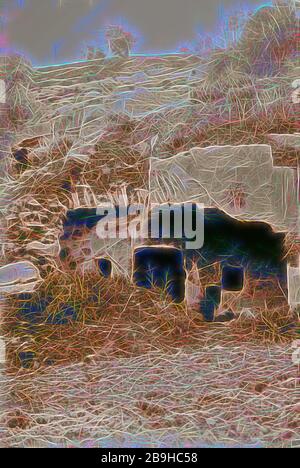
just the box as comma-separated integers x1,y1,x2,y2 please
200,285,222,322
222,265,244,291
151,206,287,285
18,351,36,369
199,299,215,322
97,258,112,278
61,208,109,240
61,207,122,240
174,207,287,286
18,294,51,324
134,247,186,303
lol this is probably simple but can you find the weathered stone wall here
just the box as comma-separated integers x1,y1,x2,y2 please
150,144,298,233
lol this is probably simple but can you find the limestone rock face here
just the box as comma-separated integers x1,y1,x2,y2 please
150,144,298,232
0,261,41,294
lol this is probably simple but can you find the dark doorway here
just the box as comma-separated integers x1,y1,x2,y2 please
222,265,244,291
134,247,186,303
200,285,221,322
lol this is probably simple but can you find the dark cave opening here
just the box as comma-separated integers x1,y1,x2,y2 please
134,247,186,303
222,265,244,291
152,205,287,287
200,285,222,322
147,205,287,316
60,206,287,310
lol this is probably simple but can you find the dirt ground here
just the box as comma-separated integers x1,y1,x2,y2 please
0,324,298,448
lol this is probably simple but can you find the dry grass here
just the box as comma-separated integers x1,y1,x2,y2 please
2,271,297,372
3,272,202,368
